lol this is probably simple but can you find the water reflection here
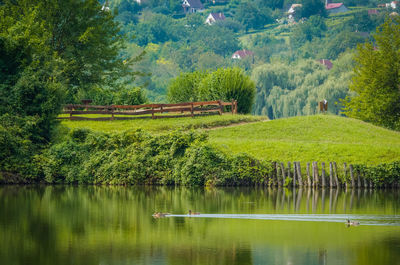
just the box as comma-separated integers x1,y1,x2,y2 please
0,186,399,265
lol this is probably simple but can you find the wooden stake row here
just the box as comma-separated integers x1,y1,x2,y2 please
272,161,377,188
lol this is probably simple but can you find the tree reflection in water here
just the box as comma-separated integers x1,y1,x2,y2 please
0,186,399,265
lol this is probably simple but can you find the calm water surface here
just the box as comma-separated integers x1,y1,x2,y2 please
0,186,399,265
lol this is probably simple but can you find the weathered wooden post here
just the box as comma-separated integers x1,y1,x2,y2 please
276,163,282,187
231,99,235,115
234,100,238,114
329,162,334,188
333,162,339,187
363,175,368,188
349,164,355,188
280,162,286,186
272,162,277,187
297,162,303,186
321,162,326,187
344,162,348,188
313,162,319,187
293,162,297,187
218,100,223,115
190,103,194,117
307,162,311,187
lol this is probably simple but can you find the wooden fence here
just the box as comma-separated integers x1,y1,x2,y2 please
269,161,399,189
58,100,238,121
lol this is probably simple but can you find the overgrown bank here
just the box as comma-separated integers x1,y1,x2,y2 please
1,127,399,187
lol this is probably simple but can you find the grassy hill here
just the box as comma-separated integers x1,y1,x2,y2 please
59,114,265,133
61,114,400,165
208,115,400,165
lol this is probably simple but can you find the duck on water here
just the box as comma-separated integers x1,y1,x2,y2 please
347,219,360,226
152,212,170,218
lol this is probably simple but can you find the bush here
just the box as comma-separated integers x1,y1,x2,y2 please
33,128,276,186
198,68,257,114
168,68,256,114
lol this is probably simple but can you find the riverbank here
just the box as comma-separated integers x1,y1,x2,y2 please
1,115,399,186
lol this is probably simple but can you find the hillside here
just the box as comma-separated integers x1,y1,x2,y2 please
59,114,265,133
61,114,400,165
208,115,400,165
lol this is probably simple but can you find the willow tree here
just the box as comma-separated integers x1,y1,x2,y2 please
343,17,400,130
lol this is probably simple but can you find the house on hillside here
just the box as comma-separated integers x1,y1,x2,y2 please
317,59,333,70
232,50,254,60
205,12,226,25
182,0,204,13
287,4,302,22
325,0,349,14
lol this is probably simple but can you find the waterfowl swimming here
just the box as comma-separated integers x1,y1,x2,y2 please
188,210,200,215
152,212,170,218
346,219,360,226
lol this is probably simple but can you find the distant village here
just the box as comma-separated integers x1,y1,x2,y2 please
107,0,400,69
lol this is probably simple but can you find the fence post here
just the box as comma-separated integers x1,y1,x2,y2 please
111,105,115,120
234,100,238,114
218,100,223,115
151,105,155,119
297,162,303,186
191,103,194,117
349,164,355,188
231,99,235,115
321,162,326,187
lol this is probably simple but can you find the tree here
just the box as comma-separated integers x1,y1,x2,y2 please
234,2,273,31
291,15,326,48
198,68,256,114
0,0,136,176
300,0,327,18
167,71,208,103
1,0,134,102
343,17,400,130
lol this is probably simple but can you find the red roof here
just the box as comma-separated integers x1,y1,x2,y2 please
232,50,254,58
326,3,343,9
317,59,333,70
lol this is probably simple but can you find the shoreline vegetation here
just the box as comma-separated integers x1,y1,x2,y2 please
1,115,399,187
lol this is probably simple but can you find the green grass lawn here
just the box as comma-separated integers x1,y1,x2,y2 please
59,114,265,133
208,115,400,165
61,114,400,165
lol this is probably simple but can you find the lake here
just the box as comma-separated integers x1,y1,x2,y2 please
0,186,399,265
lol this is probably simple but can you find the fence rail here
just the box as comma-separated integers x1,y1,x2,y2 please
58,100,238,121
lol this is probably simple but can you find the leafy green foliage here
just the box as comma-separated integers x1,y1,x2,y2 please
343,17,400,130
291,16,327,46
168,68,256,113
167,71,209,103
233,1,274,30
36,129,274,186
300,0,327,18
252,55,353,118
198,68,256,114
